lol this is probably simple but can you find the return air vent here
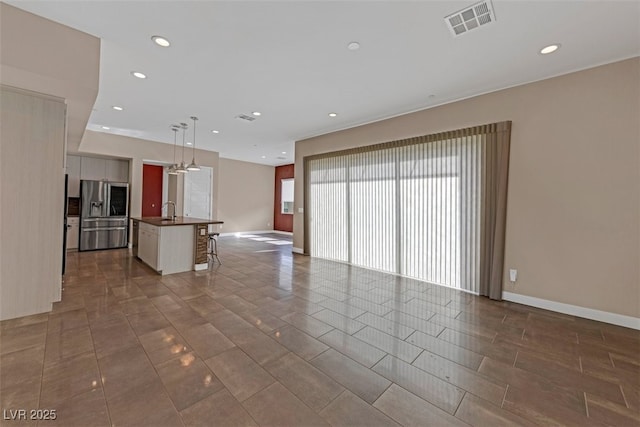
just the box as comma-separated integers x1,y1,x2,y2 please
236,114,256,122
445,0,495,37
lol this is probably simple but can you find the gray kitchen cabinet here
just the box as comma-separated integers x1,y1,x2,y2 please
66,155,81,197
80,156,107,181
79,156,129,182
106,159,129,182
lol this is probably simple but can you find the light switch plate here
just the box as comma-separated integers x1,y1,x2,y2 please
200,229,206,236
509,269,517,282
298,207,304,213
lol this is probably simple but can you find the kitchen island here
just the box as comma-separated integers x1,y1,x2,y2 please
131,216,223,275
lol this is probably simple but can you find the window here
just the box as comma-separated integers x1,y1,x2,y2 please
281,178,294,214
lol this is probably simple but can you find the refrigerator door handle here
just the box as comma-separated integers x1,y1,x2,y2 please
82,227,127,232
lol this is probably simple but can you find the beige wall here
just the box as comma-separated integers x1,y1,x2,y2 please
77,131,220,233
218,158,275,233
0,3,100,148
294,58,640,319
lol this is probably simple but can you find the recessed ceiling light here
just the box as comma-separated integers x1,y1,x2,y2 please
282,151,287,154
112,106,123,111
347,42,360,51
540,44,560,55
328,112,338,117
151,35,171,47
101,126,110,130
186,142,192,146
261,155,266,159
131,71,147,79
211,130,219,134
252,111,261,116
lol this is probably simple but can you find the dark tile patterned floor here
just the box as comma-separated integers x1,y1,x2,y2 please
1,233,639,426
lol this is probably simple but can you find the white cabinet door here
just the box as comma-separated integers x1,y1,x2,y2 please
66,155,81,197
80,156,106,181
138,225,159,270
106,159,129,182
66,217,79,249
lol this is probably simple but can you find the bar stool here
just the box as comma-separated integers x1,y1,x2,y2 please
208,232,221,264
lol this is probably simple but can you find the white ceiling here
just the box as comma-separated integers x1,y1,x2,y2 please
6,1,640,166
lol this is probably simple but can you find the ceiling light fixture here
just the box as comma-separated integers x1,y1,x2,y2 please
151,35,171,47
131,71,147,79
211,130,219,134
282,151,287,154
261,156,266,159
328,112,337,117
252,111,261,116
540,44,560,54
101,126,110,130
187,116,201,171
168,125,179,175
112,106,123,111
347,41,360,51
176,122,188,173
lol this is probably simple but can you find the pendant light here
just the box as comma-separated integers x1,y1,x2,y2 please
187,116,200,171
176,122,188,173
167,125,179,175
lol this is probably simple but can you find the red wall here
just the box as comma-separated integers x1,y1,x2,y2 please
142,164,163,217
274,164,294,232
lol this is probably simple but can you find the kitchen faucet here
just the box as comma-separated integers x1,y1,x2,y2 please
162,201,177,220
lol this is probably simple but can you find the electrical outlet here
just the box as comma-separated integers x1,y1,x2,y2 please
200,229,206,236
509,269,518,282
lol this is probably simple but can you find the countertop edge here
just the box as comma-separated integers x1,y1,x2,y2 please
131,217,224,227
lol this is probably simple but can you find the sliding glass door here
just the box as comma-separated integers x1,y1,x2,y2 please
306,123,510,296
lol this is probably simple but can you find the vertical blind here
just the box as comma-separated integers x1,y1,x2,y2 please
304,122,511,296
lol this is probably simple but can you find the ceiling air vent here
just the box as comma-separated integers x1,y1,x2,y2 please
236,114,256,122
445,0,495,37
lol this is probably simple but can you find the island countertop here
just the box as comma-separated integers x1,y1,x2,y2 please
132,216,224,227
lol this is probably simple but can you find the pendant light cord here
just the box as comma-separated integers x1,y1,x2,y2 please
191,116,197,156
181,123,187,163
172,126,177,163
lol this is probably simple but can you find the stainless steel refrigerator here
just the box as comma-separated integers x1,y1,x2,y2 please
79,180,129,251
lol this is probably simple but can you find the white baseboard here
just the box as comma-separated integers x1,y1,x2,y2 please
292,247,304,254
502,291,640,330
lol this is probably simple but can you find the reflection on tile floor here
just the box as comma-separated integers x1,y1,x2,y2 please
1,233,639,426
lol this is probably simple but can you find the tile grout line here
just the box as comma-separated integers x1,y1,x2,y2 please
87,312,113,427
120,297,184,423
452,391,467,417
500,384,510,408
584,392,590,417
35,314,51,414
619,384,630,409
609,352,616,368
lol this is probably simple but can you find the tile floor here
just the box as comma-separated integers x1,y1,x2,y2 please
1,233,639,426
